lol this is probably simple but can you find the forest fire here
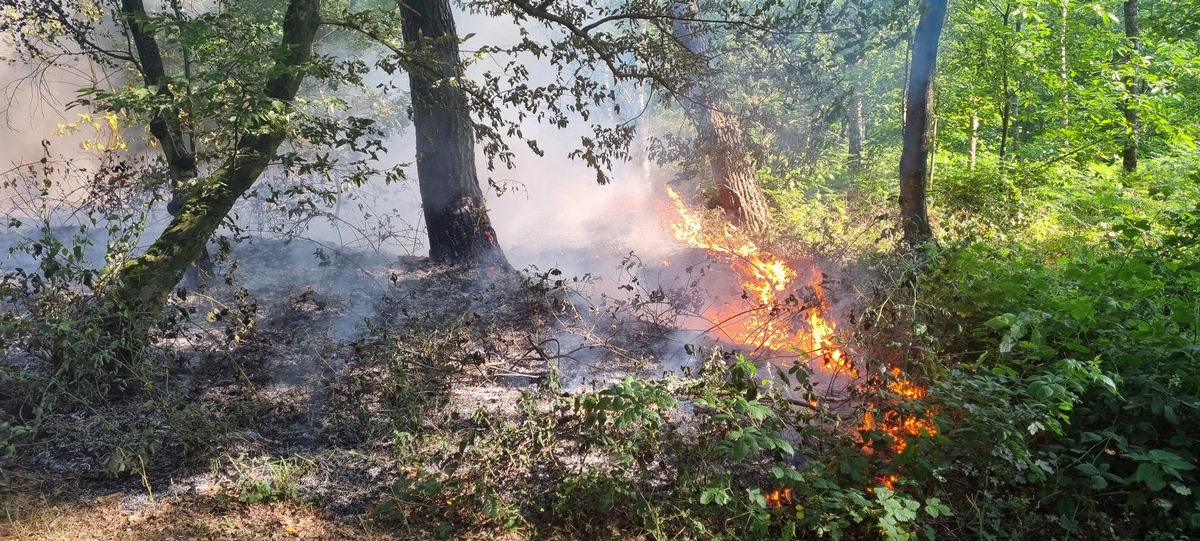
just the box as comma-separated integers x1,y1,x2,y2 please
659,186,854,377
658,186,934,485
765,487,794,508
863,368,938,457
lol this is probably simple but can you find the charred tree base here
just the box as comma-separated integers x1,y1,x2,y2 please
426,196,511,272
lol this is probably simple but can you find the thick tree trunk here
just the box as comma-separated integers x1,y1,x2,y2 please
1121,0,1140,172
702,109,770,233
671,0,771,234
898,0,948,248
399,0,509,267
107,0,321,320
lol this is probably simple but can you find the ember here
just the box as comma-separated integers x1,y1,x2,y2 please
765,487,793,508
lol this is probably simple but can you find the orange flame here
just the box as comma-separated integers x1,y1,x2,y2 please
658,187,847,375
862,366,939,484
658,186,935,487
765,487,794,508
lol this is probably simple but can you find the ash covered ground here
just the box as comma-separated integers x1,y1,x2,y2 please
1,220,867,540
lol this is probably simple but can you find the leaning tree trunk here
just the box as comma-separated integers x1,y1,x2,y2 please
107,0,321,321
399,0,509,267
1121,0,1140,172
898,0,948,248
671,0,771,234
121,0,213,289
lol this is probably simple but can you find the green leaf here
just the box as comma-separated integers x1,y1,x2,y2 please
984,313,1018,330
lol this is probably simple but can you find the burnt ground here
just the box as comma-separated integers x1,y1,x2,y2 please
0,238,718,539
0,236,867,540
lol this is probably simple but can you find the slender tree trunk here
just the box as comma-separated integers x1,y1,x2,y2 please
637,21,654,201
108,0,321,319
968,108,979,170
848,89,865,167
671,0,771,234
999,94,1011,159
928,116,938,185
1011,20,1024,149
998,6,1012,160
400,0,509,267
1060,0,1070,149
900,40,911,129
899,0,948,248
1121,0,1140,172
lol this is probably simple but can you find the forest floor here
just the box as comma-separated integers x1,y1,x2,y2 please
2,236,848,540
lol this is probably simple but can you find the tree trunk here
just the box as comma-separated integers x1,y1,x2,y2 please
968,108,979,170
107,0,321,320
998,6,1013,160
928,116,938,185
898,0,948,248
1060,0,1070,149
848,89,865,167
670,0,771,234
399,0,509,267
121,0,213,289
901,40,910,129
1121,0,1140,172
1011,20,1024,149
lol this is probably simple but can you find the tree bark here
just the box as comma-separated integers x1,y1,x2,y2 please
848,89,865,167
1121,0,1140,172
898,0,948,248
1060,0,1070,149
968,108,979,170
120,0,212,288
399,0,509,267
928,116,938,185
998,7,1012,160
107,0,322,319
670,0,771,234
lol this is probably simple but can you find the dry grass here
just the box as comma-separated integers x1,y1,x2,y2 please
0,490,624,541
1,490,388,541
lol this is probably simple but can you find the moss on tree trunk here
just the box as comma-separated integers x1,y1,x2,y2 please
106,0,321,323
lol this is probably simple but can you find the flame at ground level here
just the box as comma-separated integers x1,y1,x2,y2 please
657,186,935,486
658,186,854,378
862,367,938,457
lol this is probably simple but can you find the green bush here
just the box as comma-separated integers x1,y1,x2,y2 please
920,198,1200,538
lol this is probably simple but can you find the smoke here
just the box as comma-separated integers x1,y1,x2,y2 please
0,3,711,350
453,10,672,273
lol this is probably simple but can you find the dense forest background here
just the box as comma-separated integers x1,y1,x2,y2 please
1,0,1198,539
